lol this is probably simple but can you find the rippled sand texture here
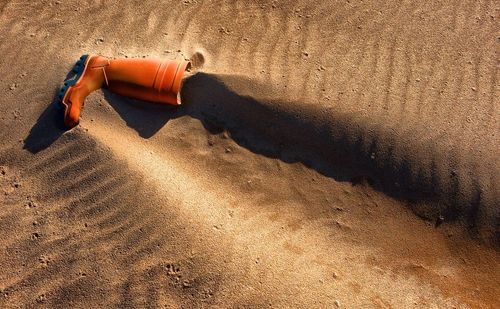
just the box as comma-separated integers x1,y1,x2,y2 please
0,1,498,308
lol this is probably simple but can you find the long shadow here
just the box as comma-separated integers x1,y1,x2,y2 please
186,74,500,242
108,73,495,239
179,73,420,196
103,73,440,201
24,72,494,241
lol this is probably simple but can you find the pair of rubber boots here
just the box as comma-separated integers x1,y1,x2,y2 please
58,55,191,128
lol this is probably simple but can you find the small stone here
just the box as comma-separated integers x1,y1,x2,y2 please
36,294,46,303
334,300,340,308
332,272,339,279
224,148,232,153
218,27,231,34
39,255,50,266
471,87,477,91
25,200,37,209
9,84,16,90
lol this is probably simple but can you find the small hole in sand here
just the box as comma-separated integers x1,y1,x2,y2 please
189,51,205,71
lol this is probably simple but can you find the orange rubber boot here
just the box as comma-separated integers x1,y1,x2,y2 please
106,57,190,105
58,54,190,128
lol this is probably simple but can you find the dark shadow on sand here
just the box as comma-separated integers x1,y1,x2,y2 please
104,72,490,237
101,73,435,198
23,94,67,154
23,68,88,153
103,90,181,139
24,72,493,241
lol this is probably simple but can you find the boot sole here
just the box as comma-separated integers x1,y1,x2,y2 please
56,54,91,110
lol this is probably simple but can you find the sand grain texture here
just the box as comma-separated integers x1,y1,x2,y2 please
0,0,499,308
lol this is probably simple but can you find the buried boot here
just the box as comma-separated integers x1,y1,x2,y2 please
58,54,191,128
106,57,190,105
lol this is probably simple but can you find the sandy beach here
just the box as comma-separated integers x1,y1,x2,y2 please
0,0,498,308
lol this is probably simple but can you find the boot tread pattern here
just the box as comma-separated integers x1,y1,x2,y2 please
56,54,89,109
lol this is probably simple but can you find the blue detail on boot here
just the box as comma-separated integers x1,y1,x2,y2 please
56,54,89,109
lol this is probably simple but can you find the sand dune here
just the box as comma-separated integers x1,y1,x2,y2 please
0,0,499,308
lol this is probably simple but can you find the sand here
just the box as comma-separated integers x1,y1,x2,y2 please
0,0,499,308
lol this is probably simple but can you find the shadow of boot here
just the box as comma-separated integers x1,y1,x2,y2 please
103,89,183,138
23,95,66,154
